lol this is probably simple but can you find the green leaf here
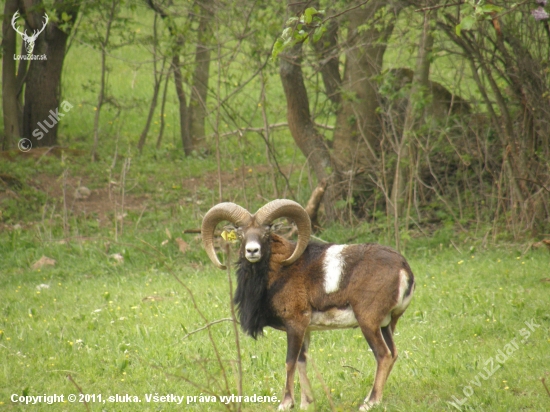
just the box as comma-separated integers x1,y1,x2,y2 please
312,25,327,43
281,27,293,41
286,16,299,25
303,7,318,25
480,4,502,14
455,23,462,37
271,38,284,60
118,359,129,372
283,35,296,48
461,15,476,31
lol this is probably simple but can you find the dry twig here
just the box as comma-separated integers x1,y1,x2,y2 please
66,374,91,412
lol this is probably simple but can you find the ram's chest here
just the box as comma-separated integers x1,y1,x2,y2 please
307,307,358,331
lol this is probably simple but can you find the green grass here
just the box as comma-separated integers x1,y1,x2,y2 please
1,224,549,411
1,5,549,411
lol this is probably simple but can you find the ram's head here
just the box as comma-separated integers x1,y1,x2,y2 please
201,199,311,269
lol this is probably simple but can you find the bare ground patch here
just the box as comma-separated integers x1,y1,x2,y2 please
33,173,150,227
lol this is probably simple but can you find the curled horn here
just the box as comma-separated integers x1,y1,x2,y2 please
201,202,252,270
254,199,311,266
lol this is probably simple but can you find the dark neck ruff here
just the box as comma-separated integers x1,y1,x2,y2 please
233,241,277,339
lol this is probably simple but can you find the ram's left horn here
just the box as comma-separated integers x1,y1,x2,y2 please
201,202,252,270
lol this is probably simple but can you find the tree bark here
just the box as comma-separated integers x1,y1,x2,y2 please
438,13,528,205
22,0,79,148
305,179,327,230
279,41,337,220
137,72,162,153
392,9,434,207
391,8,434,249
313,19,341,105
145,0,193,155
91,0,117,161
189,0,213,150
172,55,192,155
138,14,165,153
156,66,172,149
2,0,22,149
332,0,402,171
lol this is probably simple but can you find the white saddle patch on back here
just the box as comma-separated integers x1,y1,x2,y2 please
323,245,347,293
308,307,358,331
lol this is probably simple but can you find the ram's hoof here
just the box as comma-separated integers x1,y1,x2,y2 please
278,399,294,410
359,401,379,411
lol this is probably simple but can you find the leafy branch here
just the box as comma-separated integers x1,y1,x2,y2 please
272,0,374,59
455,0,503,36
272,6,325,59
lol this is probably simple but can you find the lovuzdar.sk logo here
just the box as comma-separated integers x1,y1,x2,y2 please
12,10,48,61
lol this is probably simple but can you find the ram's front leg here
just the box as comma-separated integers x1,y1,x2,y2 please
278,326,306,411
297,331,314,409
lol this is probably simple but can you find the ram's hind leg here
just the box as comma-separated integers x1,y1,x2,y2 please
382,312,403,359
356,319,395,411
379,318,401,394
297,331,314,409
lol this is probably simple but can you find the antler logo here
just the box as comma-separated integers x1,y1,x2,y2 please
12,10,49,56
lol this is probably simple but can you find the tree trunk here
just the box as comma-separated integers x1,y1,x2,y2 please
137,75,162,153
91,0,117,161
279,41,337,220
2,0,22,149
22,0,79,148
138,14,165,153
438,13,530,207
313,19,341,105
332,1,402,171
145,0,192,155
189,0,213,150
391,9,434,249
156,67,172,149
392,9,434,211
172,55,192,155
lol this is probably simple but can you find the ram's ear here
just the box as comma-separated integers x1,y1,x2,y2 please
269,222,283,233
234,226,245,239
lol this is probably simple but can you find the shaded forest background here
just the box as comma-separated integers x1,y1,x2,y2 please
1,0,550,244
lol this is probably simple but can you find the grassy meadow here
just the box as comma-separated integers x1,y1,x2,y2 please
1,5,550,412
0,183,549,411
0,147,548,412
0,144,549,412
